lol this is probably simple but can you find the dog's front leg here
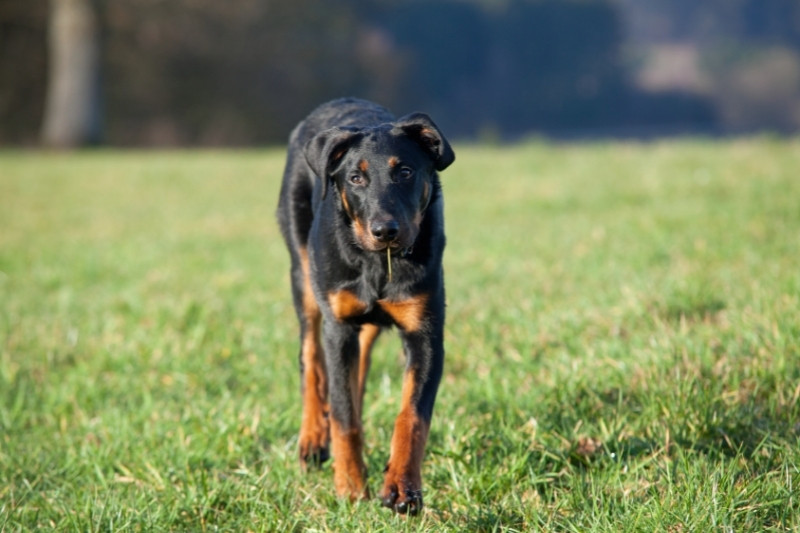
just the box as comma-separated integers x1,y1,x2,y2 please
323,320,370,500
380,324,444,515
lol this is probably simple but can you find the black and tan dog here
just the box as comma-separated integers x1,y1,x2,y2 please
277,98,454,515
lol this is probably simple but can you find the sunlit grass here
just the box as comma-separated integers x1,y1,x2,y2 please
1,138,799,530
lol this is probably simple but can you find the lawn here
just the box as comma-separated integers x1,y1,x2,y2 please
1,138,799,531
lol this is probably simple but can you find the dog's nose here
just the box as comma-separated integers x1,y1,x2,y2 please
370,220,399,243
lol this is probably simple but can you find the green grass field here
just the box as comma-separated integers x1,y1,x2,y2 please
1,138,799,531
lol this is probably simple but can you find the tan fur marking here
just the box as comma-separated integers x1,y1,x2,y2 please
356,324,380,417
328,289,368,321
298,247,319,318
297,247,328,465
330,418,369,500
380,368,430,506
352,216,377,250
340,189,353,219
378,293,429,332
358,159,369,172
298,315,328,465
388,156,399,168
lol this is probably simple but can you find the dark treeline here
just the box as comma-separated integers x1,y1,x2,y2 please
620,0,800,46
1,0,799,145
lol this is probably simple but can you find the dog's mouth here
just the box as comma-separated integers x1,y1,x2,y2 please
362,238,413,256
352,215,419,256
354,227,416,256
386,241,414,256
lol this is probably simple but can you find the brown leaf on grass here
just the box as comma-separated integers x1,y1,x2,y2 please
573,436,603,460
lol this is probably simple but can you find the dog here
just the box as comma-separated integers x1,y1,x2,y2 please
277,98,454,515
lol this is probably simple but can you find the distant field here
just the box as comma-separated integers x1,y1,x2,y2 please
1,139,799,531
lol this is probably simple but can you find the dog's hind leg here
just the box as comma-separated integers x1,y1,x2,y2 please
356,323,380,420
293,246,330,468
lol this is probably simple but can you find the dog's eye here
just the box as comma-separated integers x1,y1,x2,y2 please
349,174,365,185
398,167,414,180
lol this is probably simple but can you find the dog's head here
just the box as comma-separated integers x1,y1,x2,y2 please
305,113,454,253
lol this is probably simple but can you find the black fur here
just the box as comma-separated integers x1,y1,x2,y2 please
277,97,454,514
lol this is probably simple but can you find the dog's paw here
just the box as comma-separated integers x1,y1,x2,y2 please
299,442,329,469
380,483,423,516
298,403,330,470
299,428,330,470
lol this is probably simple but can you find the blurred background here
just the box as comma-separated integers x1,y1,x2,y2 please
2,0,800,147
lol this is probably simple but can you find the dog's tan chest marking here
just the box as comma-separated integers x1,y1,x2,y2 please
328,290,369,321
378,293,429,332
327,290,429,332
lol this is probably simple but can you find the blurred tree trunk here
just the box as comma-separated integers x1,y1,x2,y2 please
41,0,101,147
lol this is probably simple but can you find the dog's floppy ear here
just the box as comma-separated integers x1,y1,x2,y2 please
304,127,362,198
394,113,455,171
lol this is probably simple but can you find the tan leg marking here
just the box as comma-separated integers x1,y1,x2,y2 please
330,415,370,501
380,368,430,514
297,247,329,466
356,324,380,418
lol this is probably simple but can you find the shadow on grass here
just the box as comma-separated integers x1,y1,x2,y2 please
451,373,798,487
652,280,728,325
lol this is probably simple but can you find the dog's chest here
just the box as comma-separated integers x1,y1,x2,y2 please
325,286,428,332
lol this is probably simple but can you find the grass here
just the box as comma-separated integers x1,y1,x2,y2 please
1,137,799,531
